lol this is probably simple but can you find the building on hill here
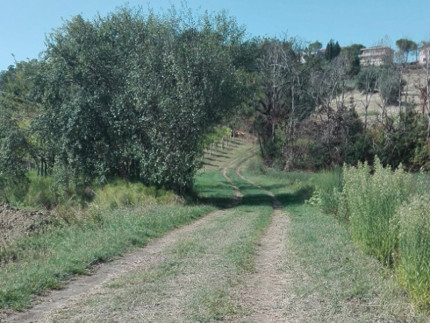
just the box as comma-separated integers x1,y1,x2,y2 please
360,46,394,66
419,43,430,65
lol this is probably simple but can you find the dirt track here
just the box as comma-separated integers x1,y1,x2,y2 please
5,147,293,322
5,209,226,322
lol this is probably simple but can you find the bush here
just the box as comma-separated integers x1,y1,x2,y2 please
36,9,245,193
0,174,29,206
397,194,430,311
341,157,411,264
244,157,266,174
23,175,60,208
88,179,180,213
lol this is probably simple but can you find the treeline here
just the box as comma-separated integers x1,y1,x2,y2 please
0,7,249,199
249,38,430,171
1,5,430,203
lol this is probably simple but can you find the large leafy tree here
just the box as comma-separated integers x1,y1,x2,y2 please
308,41,322,54
37,8,245,192
342,44,365,76
396,38,417,63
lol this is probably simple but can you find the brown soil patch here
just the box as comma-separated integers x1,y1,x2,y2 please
0,205,52,246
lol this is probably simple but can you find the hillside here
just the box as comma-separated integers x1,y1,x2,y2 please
348,67,427,120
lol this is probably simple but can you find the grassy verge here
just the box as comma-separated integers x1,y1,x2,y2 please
397,195,430,311
0,204,214,311
310,159,430,313
285,203,426,322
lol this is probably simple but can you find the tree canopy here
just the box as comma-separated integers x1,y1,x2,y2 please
3,8,247,193
396,38,417,62
1,6,430,204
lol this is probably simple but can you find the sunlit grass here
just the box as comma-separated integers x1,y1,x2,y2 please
0,204,214,310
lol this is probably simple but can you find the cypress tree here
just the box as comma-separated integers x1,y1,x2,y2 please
325,39,341,60
325,40,333,60
334,41,341,58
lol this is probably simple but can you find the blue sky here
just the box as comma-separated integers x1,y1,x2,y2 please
1,0,430,71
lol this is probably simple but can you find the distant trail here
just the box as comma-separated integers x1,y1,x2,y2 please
221,150,254,202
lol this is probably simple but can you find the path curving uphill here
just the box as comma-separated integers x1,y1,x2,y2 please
4,141,267,323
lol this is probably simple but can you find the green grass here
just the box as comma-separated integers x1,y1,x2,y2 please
332,160,430,312
340,158,412,265
89,179,180,210
225,168,273,272
0,204,214,310
285,203,426,321
397,194,430,312
240,158,314,206
193,170,234,208
2,171,80,209
23,173,60,208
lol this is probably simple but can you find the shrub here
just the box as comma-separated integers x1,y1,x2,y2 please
0,174,29,206
245,158,266,174
88,179,180,213
397,194,430,311
23,175,59,208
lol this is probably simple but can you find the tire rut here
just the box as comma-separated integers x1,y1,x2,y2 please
231,163,291,322
238,212,290,322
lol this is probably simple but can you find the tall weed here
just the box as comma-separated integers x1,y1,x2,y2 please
341,157,411,264
397,194,430,311
308,168,343,216
309,159,430,313
23,175,60,208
